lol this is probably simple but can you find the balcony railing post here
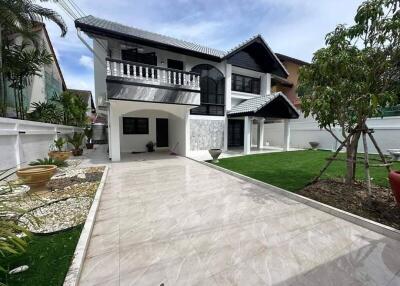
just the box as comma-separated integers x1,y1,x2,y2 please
139,66,143,78
133,65,136,78
151,68,155,82
120,63,124,77
163,70,167,84
106,60,111,75
168,71,171,84
127,64,130,77
113,62,117,76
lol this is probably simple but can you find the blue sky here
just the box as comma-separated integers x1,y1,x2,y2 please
43,0,364,95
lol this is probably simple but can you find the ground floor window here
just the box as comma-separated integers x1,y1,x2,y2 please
123,117,149,134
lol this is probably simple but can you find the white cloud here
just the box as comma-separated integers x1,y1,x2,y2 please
79,55,93,70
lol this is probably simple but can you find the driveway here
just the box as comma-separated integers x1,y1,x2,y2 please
79,152,400,286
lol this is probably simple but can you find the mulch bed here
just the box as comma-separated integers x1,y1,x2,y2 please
298,179,400,230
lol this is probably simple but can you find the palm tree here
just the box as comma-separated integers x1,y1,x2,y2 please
0,0,67,117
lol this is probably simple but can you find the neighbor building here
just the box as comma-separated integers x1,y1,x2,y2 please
75,15,301,161
4,22,67,117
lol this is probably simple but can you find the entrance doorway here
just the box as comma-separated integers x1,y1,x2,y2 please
228,119,244,147
156,118,169,147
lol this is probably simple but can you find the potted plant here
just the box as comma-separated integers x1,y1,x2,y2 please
146,141,155,152
208,148,222,163
16,165,57,188
48,138,71,161
309,141,319,150
389,171,400,206
66,132,85,156
84,126,94,149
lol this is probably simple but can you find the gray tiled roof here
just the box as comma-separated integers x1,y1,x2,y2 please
75,15,226,58
228,92,296,115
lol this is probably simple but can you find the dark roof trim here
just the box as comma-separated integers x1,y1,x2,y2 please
223,35,289,77
275,53,309,66
271,75,293,87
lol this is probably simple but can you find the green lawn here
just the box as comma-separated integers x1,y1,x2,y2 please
0,225,82,286
215,150,399,192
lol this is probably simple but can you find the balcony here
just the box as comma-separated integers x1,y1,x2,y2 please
105,58,201,106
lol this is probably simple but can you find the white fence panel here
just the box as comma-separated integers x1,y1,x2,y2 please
0,117,82,170
264,114,400,154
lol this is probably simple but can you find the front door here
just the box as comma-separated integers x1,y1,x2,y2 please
228,119,244,147
156,118,169,147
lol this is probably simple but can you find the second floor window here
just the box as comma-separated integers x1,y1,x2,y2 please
232,74,260,95
190,64,225,116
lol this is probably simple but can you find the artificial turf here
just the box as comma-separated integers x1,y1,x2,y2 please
215,150,399,192
0,225,83,286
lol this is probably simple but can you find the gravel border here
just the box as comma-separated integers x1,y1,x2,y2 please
63,165,109,286
189,157,400,241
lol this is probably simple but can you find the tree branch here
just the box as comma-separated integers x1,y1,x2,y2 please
324,126,343,144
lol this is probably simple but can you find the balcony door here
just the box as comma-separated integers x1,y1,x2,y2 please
156,118,169,148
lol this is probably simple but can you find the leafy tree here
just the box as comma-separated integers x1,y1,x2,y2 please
0,0,67,117
298,0,400,184
52,91,89,127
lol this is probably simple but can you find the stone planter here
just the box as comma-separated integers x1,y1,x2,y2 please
389,171,400,206
208,149,222,163
48,151,71,161
387,149,400,162
16,165,57,187
309,142,319,150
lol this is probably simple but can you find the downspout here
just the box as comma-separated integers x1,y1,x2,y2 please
76,28,105,66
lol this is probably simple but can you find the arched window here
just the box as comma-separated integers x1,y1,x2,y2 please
190,64,225,116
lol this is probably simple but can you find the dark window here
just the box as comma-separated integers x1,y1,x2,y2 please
167,59,184,70
231,74,260,94
123,117,149,134
190,64,225,116
121,49,158,78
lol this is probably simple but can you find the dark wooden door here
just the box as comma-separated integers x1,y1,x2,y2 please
228,119,244,147
156,118,169,147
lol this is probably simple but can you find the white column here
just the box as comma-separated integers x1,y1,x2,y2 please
257,118,265,149
283,119,291,151
266,73,271,95
223,116,228,151
244,116,252,155
109,104,121,161
184,109,190,156
225,63,232,111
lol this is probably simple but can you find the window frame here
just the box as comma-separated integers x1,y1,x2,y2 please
231,73,261,95
122,117,149,135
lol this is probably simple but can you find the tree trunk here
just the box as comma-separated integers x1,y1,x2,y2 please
345,129,361,184
0,24,5,117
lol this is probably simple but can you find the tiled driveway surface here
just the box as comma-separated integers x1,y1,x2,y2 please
79,153,400,286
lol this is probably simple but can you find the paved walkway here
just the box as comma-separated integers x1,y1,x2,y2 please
79,152,400,286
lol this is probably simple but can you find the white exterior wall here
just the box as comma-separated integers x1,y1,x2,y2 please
92,36,278,155
93,39,108,109
264,114,400,154
0,118,81,170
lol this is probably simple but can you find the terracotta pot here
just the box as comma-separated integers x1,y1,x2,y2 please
48,151,71,161
209,148,222,163
16,165,57,187
389,171,400,206
72,148,83,156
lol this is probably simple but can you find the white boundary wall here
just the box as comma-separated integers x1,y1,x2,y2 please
0,117,82,170
264,114,400,154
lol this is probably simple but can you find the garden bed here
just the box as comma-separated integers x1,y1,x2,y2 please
0,160,105,285
298,179,400,230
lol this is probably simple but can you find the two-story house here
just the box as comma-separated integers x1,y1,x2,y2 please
75,15,299,161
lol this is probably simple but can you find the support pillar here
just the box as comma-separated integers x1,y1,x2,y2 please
257,118,265,149
283,119,291,151
244,116,252,155
109,104,121,161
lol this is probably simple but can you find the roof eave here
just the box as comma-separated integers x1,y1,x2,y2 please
75,20,223,62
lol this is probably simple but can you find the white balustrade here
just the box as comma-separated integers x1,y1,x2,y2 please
106,59,200,90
